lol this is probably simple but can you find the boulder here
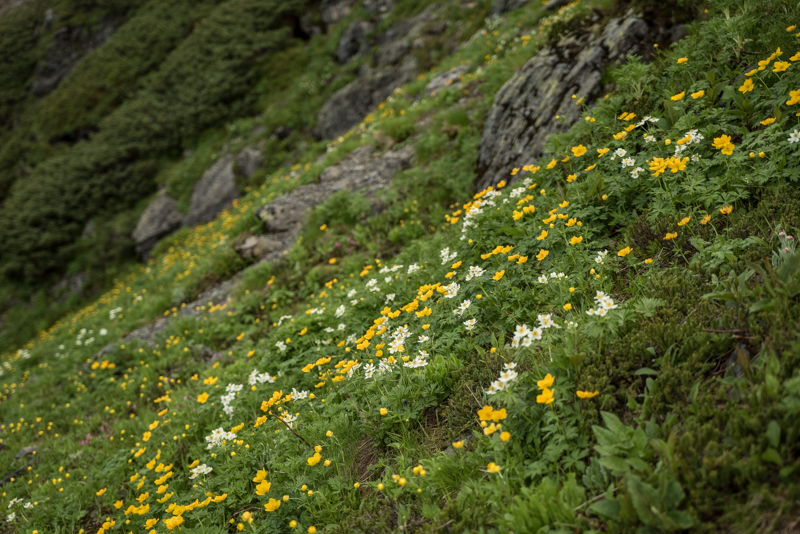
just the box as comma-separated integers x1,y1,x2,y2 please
363,0,393,14
491,0,530,15
132,193,183,257
235,146,264,179
321,0,355,26
234,234,284,261
314,57,417,140
476,17,649,191
184,155,240,227
424,65,469,96
255,145,414,234
31,18,116,97
336,19,373,64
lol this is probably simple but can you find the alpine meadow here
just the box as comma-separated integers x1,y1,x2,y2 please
3,0,800,533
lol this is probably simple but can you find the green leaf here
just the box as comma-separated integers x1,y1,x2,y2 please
500,226,525,236
589,498,620,520
598,455,628,472
761,447,782,465
749,298,776,313
766,420,781,448
634,368,659,376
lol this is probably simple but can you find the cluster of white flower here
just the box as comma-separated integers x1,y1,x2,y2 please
464,318,477,331
586,291,620,317
621,157,635,168
538,313,560,329
205,427,236,449
7,498,22,508
789,129,800,143
385,293,396,303
440,247,458,265
630,167,645,179
404,349,430,368
538,272,566,284
109,307,123,320
189,463,213,479
594,250,608,264
487,362,519,395
407,264,421,275
611,148,627,160
334,305,346,317
75,328,95,346
6,513,14,523
277,315,293,326
509,187,526,198
248,369,276,386
291,388,309,400
275,341,287,351
466,266,485,280
511,324,542,348
443,282,460,298
221,383,243,417
16,349,30,360
366,279,380,292
379,264,404,274
634,116,660,128
453,299,471,316
643,134,656,143
306,308,324,316
389,326,412,355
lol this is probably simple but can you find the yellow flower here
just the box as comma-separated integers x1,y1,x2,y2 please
613,131,627,141
569,236,583,245
713,135,735,155
326,430,333,437
563,303,572,311
379,408,388,416
773,61,790,73
566,173,577,182
493,270,505,281
517,256,528,265
197,392,209,403
691,89,704,99
664,232,677,240
165,516,184,530
671,91,685,101
114,500,123,509
597,148,609,157
700,214,711,225
308,527,317,534
536,249,549,261
536,388,555,404
500,432,511,442
537,374,555,389
571,145,587,157
477,405,494,421
96,488,107,496
760,117,776,126
491,408,507,422
307,453,321,466
788,25,797,31
577,390,600,399
720,205,733,215
536,230,548,241
256,480,272,495
453,440,464,449
398,478,406,486
264,498,281,512
546,159,557,169
677,217,690,226
584,164,597,171
677,57,688,64
645,258,653,264
487,462,502,473
617,246,632,257
739,79,754,93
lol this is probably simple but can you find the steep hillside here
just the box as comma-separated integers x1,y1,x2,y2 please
3,0,800,533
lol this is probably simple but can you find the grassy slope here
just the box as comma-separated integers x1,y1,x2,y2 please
3,0,800,533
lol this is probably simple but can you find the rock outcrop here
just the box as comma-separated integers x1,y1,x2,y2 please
321,0,356,27
235,146,264,179
253,145,414,259
184,155,240,227
335,19,373,63
475,17,650,191
31,17,116,97
491,0,531,15
132,193,183,257
424,65,469,96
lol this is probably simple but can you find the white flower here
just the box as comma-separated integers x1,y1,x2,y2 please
644,134,656,143
594,250,608,264
538,275,548,284
335,305,346,317
324,327,334,333
630,167,644,179
464,318,477,330
407,264,421,275
364,363,376,379
621,157,635,168
453,299,471,316
691,154,701,162
189,464,213,479
499,370,518,383
347,289,358,298
417,335,429,343
504,362,517,370
789,129,800,144
291,388,309,400
350,299,359,305
275,341,287,351
466,266,485,280
443,282,460,299
615,148,627,158
538,314,559,329
404,356,429,368
385,293,396,303
338,323,346,331
7,513,15,523
440,247,457,265
99,328,108,336
486,380,506,395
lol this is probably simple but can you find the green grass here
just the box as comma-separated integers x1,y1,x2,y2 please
3,0,800,532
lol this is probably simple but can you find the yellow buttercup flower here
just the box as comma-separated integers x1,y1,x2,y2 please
773,61,790,73
677,217,690,226
197,392,209,403
487,462,502,473
691,90,704,99
664,232,677,240
569,236,583,245
452,440,464,449
379,408,388,415
264,498,281,512
720,205,733,215
500,432,511,442
577,390,600,399
677,57,688,64
546,159,557,169
700,214,711,225
563,303,572,311
739,79,754,93
671,91,685,101
597,148,609,157
571,145,587,157
536,388,555,404
760,117,776,126
536,249,549,261
537,374,554,389
493,270,505,281
617,246,632,257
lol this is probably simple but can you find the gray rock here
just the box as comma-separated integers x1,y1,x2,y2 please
31,19,116,97
81,219,97,240
491,0,530,15
314,57,418,140
255,145,414,234
15,446,36,460
424,65,469,96
49,272,88,298
364,0,393,14
184,155,240,227
476,17,649,191
42,8,58,29
235,146,264,179
234,234,284,261
375,39,411,67
321,0,355,26
543,0,570,10
132,193,183,257
336,19,373,64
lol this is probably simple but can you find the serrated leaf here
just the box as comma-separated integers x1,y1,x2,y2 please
589,499,620,520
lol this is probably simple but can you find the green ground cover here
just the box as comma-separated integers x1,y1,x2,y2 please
2,0,800,532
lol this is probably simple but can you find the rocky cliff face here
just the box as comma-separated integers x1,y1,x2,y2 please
476,16,655,191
